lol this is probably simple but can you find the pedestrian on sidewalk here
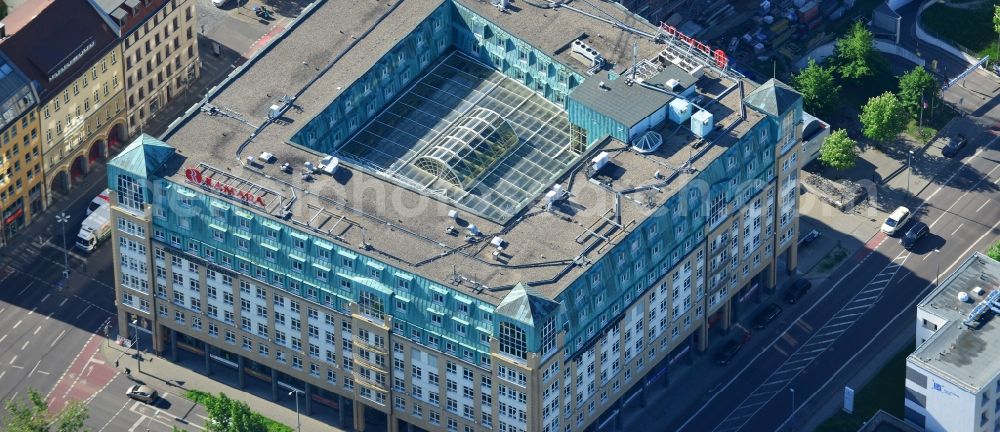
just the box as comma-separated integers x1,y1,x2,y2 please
125,368,131,377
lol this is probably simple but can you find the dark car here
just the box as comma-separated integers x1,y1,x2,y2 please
714,340,744,365
784,279,812,304
901,221,929,250
753,303,783,329
942,134,968,158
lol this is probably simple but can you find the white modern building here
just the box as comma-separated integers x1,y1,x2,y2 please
905,252,1000,432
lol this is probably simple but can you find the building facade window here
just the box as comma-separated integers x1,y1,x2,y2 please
499,322,527,360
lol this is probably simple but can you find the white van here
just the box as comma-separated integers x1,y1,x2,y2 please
87,189,111,215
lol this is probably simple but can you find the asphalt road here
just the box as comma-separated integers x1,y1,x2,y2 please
663,128,1000,432
0,171,117,404
86,373,209,432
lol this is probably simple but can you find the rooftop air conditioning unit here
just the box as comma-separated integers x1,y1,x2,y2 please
572,39,603,66
591,152,609,171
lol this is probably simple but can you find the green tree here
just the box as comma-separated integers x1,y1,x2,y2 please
834,22,876,79
2,389,89,432
205,392,266,432
988,240,1000,262
860,92,908,144
897,66,939,117
994,5,1000,59
793,59,842,117
819,129,859,170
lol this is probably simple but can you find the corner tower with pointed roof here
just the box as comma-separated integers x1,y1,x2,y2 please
743,78,804,281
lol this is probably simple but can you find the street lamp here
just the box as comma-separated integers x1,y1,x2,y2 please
131,319,142,373
55,213,70,279
288,389,303,432
789,388,796,431
907,150,915,197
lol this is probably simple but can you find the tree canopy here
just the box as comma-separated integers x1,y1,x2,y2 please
205,392,267,432
793,59,842,117
2,389,89,432
819,129,860,171
988,240,1000,262
860,92,909,144
897,66,939,117
834,22,876,79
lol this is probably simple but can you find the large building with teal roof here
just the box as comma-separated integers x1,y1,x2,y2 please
106,0,805,430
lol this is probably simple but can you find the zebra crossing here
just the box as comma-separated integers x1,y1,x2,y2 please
711,252,910,432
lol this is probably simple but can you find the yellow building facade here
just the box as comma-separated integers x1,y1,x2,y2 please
40,47,127,203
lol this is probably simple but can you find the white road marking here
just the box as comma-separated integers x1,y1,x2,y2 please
0,334,7,344
12,319,22,329
0,370,5,381
126,417,144,432
28,360,41,377
96,399,131,432
9,354,16,364
952,223,964,236
676,138,1000,432
20,340,29,350
75,305,91,319
40,293,50,302
50,329,66,347
33,325,41,335
977,200,989,212
776,214,1000,432
26,307,35,316
17,285,28,296
59,298,67,307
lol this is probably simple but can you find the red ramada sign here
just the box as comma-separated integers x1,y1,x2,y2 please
185,168,266,207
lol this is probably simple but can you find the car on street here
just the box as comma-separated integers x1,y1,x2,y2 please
212,0,229,7
942,134,968,158
125,384,157,403
753,303,783,329
715,339,743,365
784,279,812,304
901,221,929,250
881,206,911,236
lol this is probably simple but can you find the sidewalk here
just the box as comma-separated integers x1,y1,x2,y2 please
99,339,351,432
619,113,978,431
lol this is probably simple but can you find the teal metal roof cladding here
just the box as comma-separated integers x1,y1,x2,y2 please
497,283,559,326
109,134,176,177
743,78,801,117
569,71,673,129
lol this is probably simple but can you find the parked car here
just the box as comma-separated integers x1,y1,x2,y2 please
881,206,911,236
942,134,968,158
125,384,157,403
753,303,783,329
784,279,812,304
901,221,929,250
715,339,744,365
212,0,229,7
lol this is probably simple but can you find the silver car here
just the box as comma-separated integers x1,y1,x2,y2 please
125,384,157,403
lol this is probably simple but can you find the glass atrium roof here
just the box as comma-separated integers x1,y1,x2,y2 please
335,51,579,223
